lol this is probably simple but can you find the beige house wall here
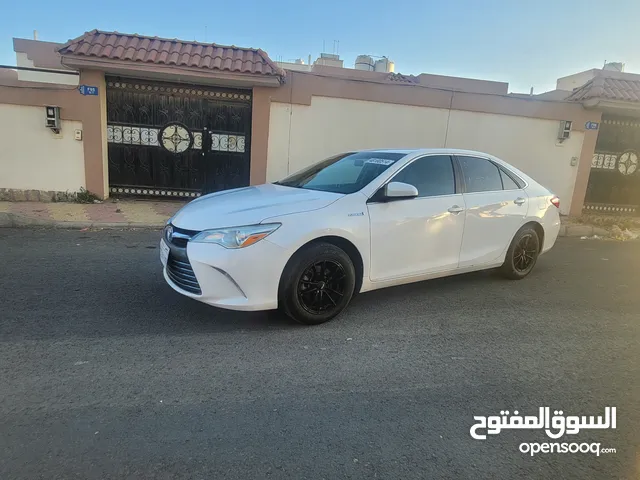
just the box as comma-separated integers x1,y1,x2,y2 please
267,96,587,215
0,103,85,192
266,97,451,181
445,110,584,214
1,42,599,214
0,69,109,198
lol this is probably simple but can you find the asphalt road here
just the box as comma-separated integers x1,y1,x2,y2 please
0,228,638,480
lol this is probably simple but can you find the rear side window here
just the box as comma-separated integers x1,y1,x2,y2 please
500,169,521,190
458,156,503,193
393,155,456,197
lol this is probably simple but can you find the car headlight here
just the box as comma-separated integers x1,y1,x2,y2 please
191,223,281,249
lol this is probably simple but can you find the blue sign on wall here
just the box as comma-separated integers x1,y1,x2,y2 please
585,121,599,130
78,85,99,96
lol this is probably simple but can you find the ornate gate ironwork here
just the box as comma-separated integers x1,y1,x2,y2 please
584,117,640,215
106,77,252,198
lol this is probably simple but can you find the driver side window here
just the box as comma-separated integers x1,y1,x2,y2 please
392,155,456,197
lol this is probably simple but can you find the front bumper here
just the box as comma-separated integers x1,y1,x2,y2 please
162,235,289,311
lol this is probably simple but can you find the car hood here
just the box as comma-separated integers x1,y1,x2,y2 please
170,184,343,231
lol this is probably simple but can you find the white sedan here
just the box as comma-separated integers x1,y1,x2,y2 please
160,149,561,325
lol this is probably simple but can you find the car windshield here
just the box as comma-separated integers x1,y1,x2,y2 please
275,151,406,194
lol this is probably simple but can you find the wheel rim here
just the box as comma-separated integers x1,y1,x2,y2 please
513,234,538,272
297,260,346,315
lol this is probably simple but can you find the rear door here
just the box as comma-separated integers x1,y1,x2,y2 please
456,155,529,268
367,154,466,281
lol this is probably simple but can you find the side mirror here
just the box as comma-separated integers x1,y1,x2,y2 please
384,181,419,200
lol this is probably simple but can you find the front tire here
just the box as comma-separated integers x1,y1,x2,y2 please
500,226,540,280
279,242,356,325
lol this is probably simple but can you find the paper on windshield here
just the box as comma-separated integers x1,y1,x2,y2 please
365,158,395,166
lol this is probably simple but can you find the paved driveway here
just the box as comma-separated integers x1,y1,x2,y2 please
0,229,638,479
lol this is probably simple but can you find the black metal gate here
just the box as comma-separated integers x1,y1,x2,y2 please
106,77,252,199
584,116,640,215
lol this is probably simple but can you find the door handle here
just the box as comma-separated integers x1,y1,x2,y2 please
448,205,464,214
514,197,526,206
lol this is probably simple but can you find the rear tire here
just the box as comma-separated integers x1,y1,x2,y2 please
279,242,356,325
500,225,541,280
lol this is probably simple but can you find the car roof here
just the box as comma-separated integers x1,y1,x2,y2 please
360,148,536,187
359,148,494,157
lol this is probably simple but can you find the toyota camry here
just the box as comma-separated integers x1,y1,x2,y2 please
160,149,561,325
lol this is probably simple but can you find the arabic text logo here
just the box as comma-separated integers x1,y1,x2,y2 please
470,407,616,440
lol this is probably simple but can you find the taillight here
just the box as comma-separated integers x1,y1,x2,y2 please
550,196,560,208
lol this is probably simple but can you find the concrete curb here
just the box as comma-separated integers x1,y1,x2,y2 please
0,212,164,230
559,224,610,237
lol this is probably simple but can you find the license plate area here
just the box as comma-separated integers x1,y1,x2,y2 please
160,239,170,266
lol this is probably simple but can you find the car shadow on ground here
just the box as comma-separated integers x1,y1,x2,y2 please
0,226,555,340
146,263,547,333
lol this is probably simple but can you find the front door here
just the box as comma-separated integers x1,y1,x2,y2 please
367,155,466,281
106,77,252,199
456,155,529,268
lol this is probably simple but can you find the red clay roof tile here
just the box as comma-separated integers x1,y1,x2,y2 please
567,75,640,103
58,30,284,78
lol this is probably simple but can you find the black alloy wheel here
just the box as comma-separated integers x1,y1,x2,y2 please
500,226,541,279
297,260,347,315
513,233,538,273
279,242,356,325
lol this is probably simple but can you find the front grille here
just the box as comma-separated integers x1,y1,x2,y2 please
166,256,202,295
168,226,199,248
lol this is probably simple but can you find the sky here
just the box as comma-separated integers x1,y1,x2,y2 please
2,0,638,93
